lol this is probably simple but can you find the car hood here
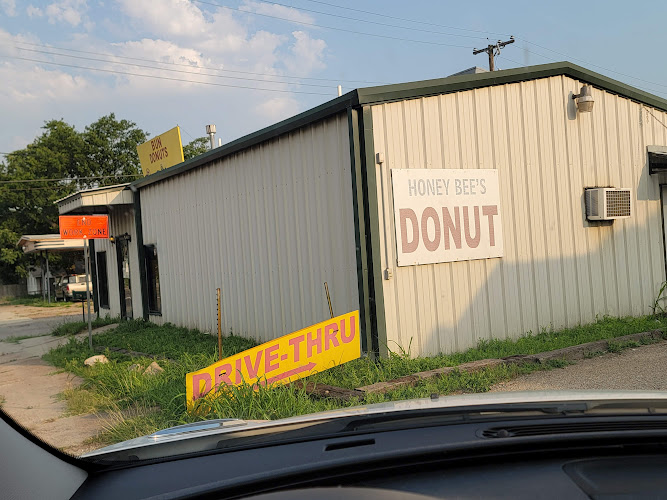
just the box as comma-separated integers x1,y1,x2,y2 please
83,390,667,458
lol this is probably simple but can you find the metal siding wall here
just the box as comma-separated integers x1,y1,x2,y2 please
94,235,117,318
93,206,139,318
372,75,667,357
139,113,359,342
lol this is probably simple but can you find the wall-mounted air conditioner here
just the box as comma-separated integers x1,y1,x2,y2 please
585,188,632,221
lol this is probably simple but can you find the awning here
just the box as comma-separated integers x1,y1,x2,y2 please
648,146,667,175
56,183,133,215
17,234,84,253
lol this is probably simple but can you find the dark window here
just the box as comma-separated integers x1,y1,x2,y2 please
145,245,161,314
96,252,110,309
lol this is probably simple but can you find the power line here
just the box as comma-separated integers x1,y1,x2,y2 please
14,40,387,85
473,37,515,72
0,174,142,184
517,41,667,91
299,0,511,37
249,0,490,40
292,0,667,95
192,0,474,49
0,54,335,96
13,46,342,89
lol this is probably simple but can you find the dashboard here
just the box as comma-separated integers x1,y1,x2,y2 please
68,415,667,499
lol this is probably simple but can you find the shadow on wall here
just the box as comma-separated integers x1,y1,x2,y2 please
385,202,666,358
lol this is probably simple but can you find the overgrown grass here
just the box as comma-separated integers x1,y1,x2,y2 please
51,316,120,336
43,315,667,447
1,296,75,307
1,333,52,343
309,315,667,389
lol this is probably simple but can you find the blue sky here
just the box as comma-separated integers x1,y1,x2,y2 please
1,0,666,156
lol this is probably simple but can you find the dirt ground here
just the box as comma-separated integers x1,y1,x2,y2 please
0,302,84,320
0,316,117,456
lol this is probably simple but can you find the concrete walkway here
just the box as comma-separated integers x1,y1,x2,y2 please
0,324,117,455
491,341,667,392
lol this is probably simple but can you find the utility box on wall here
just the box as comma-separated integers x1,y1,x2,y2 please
585,188,632,221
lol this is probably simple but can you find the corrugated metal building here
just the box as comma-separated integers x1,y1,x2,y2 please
58,62,667,357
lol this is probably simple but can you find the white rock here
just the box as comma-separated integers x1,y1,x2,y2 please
143,361,164,376
84,355,109,366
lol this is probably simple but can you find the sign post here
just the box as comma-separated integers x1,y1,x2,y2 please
84,238,92,348
59,215,109,350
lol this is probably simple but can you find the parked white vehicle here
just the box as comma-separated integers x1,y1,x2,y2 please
60,274,91,301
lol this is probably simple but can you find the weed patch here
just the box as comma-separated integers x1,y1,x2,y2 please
44,315,667,447
1,333,50,343
51,316,119,336
1,297,74,307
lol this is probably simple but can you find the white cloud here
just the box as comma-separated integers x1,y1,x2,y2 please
1,0,16,16
254,96,299,121
45,0,88,26
0,2,330,155
239,0,315,25
283,31,326,76
116,0,210,39
26,5,43,17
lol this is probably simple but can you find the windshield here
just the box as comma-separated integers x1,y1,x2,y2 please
1,0,667,465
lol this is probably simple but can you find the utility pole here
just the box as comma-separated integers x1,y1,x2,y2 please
473,36,515,71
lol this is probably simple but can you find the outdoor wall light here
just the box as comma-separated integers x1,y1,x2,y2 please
109,236,115,244
573,84,594,113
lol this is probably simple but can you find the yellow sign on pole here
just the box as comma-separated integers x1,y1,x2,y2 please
186,311,361,407
136,126,185,176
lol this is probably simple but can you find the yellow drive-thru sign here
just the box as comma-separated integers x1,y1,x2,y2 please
186,311,361,407
137,126,185,176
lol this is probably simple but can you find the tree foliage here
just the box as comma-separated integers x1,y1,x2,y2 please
183,137,209,160
0,114,147,283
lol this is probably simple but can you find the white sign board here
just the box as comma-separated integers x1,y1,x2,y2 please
391,169,503,266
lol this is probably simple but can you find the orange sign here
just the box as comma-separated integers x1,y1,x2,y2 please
59,215,109,239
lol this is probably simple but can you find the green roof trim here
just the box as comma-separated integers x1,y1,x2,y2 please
132,61,667,190
355,61,667,111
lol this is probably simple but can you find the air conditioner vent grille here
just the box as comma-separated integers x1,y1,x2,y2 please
605,190,631,217
585,188,632,220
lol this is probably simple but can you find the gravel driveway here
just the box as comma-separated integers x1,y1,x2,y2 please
491,341,667,392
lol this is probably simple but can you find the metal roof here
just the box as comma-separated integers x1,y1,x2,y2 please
56,183,132,215
17,234,84,253
131,61,667,190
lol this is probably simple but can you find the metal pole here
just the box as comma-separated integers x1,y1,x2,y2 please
42,251,46,301
217,288,222,360
324,282,334,319
84,237,93,350
46,249,50,304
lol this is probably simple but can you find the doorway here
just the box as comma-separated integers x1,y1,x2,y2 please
116,236,133,319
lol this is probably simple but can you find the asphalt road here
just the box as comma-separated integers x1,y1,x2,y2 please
0,304,84,340
491,341,667,392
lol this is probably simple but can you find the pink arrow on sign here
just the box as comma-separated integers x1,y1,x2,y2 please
261,362,317,386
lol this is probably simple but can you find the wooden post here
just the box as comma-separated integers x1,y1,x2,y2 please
324,282,334,319
217,288,222,360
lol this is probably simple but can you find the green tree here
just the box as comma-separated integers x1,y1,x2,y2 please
0,120,87,282
0,115,148,282
83,113,147,182
183,137,209,160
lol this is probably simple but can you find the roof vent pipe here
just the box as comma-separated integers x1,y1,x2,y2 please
206,124,216,149
337,85,342,97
